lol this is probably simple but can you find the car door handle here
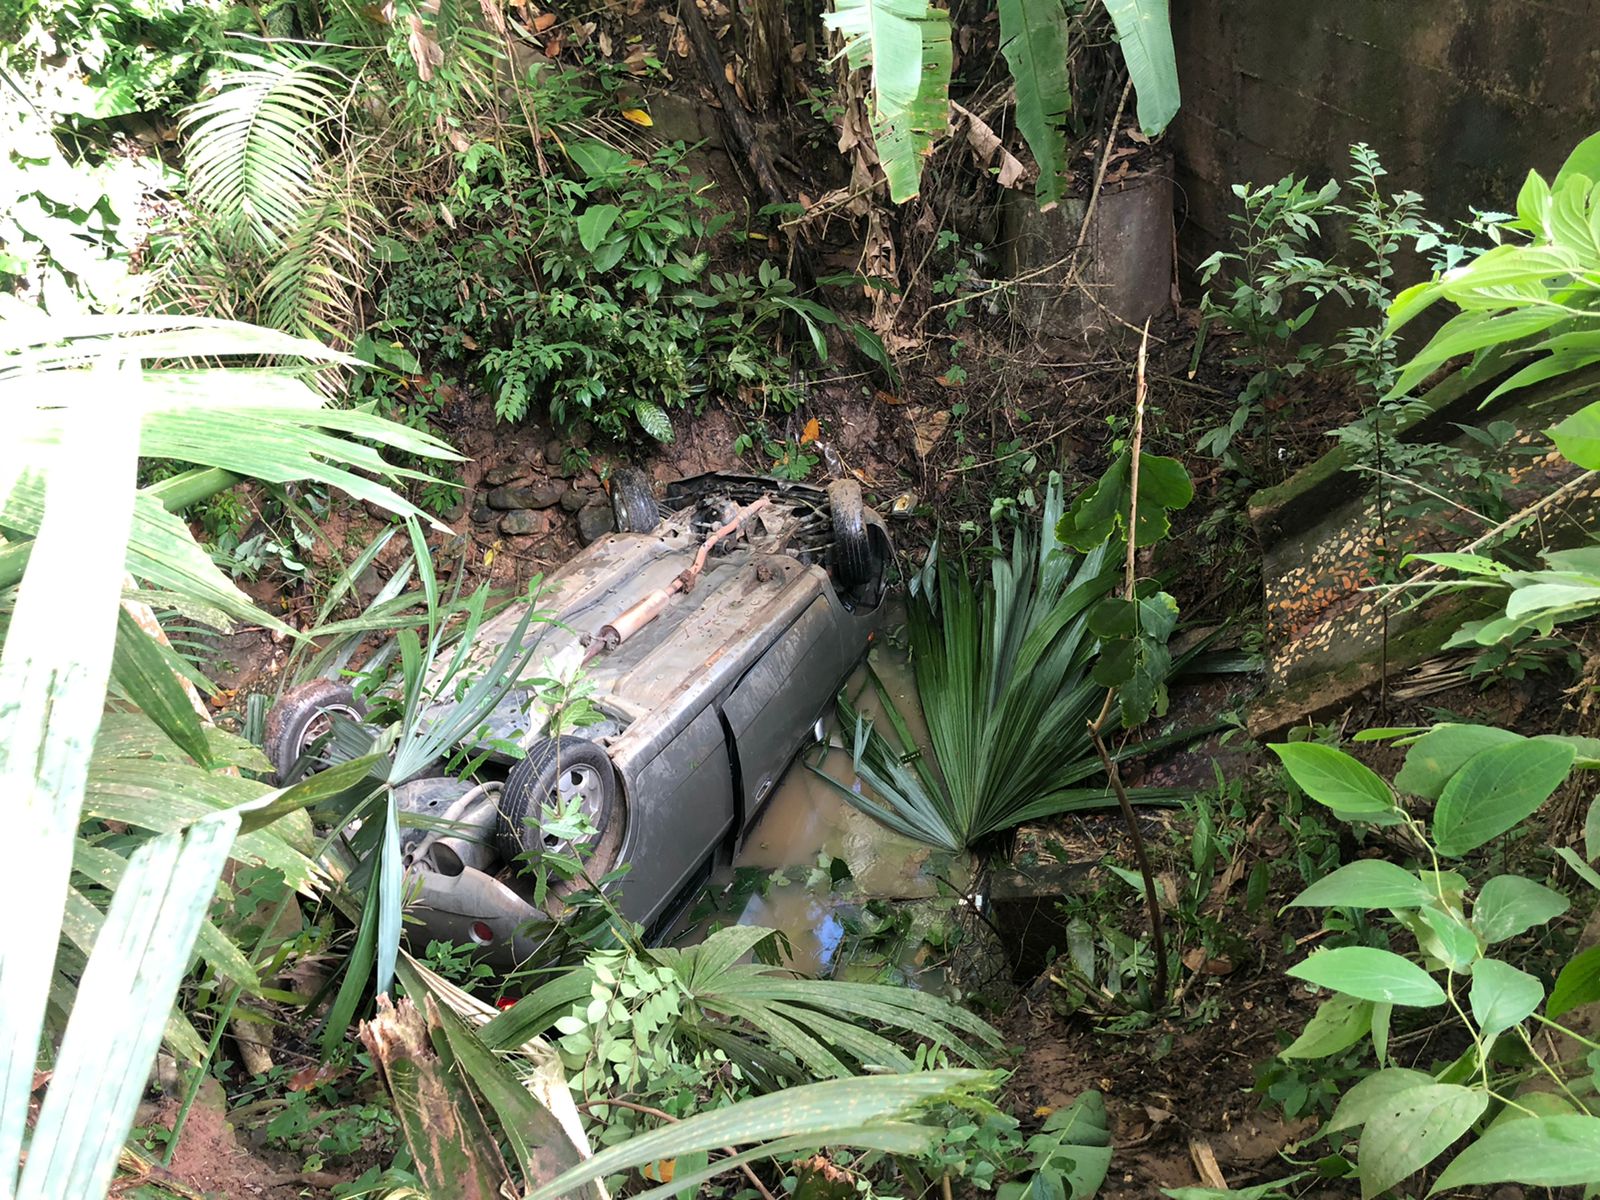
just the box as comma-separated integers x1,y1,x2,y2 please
754,777,774,802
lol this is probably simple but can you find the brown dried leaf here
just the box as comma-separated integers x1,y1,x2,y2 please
532,10,557,30
478,0,508,34
910,408,950,458
952,101,1028,191
405,13,444,81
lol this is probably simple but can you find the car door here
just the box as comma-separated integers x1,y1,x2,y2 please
721,596,844,831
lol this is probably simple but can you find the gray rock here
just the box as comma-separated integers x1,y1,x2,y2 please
581,488,609,509
483,464,525,486
439,493,469,523
576,504,615,544
355,564,385,603
558,488,587,513
500,509,551,537
487,483,565,510
544,438,566,466
470,502,496,525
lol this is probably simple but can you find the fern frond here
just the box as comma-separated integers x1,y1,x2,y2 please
181,52,344,252
998,0,1071,207
824,0,952,202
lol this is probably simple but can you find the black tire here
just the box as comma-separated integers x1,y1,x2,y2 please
828,478,875,588
263,678,367,785
495,735,618,864
610,467,660,534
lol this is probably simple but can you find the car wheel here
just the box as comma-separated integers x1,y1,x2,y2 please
610,467,660,534
495,735,618,863
263,678,367,785
828,478,876,588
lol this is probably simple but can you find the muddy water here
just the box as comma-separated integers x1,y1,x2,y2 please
690,631,974,979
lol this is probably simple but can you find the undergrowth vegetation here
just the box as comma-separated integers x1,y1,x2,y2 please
7,0,1600,1196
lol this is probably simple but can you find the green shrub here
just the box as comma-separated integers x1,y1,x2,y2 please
1268,725,1600,1197
374,87,847,442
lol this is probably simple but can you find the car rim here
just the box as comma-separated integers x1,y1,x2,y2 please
544,762,604,847
299,703,362,760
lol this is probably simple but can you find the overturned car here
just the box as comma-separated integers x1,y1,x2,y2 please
265,471,892,962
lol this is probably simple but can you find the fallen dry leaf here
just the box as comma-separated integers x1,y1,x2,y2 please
532,10,556,30
544,34,563,54
597,27,612,54
800,416,821,444
669,25,689,55
620,107,653,126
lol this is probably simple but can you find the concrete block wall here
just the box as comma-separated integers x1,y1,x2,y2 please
1170,1,1600,279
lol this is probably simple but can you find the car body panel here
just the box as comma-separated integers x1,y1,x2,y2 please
399,473,889,961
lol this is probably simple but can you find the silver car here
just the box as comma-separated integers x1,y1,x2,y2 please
264,471,892,963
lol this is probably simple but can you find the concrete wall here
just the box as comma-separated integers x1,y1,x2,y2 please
1170,1,1600,277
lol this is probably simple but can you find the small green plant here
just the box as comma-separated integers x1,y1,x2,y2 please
1196,174,1342,462
1267,723,1600,1197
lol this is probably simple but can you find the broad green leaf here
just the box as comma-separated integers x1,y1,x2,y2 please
1504,580,1600,621
1357,1084,1487,1200
1557,845,1600,892
1032,1091,1112,1199
18,815,240,1200
1289,860,1431,910
1413,907,1481,973
0,374,139,1185
1288,947,1445,1007
998,0,1071,206
524,1070,1000,1200
1548,943,1600,1019
1394,724,1524,800
1556,131,1600,188
1269,744,1393,815
823,0,952,202
1550,400,1600,469
1484,1090,1577,1129
1281,994,1373,1060
1102,0,1179,136
1472,875,1570,943
1431,1115,1600,1191
1431,739,1577,856
576,203,621,253
1469,958,1543,1042
1402,551,1509,576
1326,1068,1436,1133
109,607,212,768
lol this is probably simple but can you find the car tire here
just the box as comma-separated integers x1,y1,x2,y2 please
495,735,618,863
828,478,876,588
610,467,660,534
263,678,367,785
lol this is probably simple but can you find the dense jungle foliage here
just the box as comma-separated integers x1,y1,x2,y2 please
5,1,1600,1198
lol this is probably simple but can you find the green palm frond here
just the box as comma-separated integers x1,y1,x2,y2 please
260,185,372,346
818,473,1186,851
0,311,448,1195
648,925,1001,1085
998,0,1071,206
824,0,952,202
181,51,345,251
